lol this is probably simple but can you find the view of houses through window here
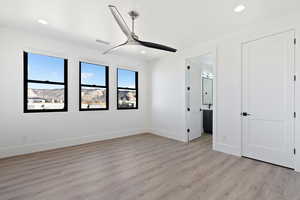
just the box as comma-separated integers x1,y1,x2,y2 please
117,69,138,109
80,62,108,110
24,52,67,112
24,52,139,112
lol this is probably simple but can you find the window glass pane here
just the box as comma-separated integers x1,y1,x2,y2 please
81,87,107,109
81,63,106,86
28,83,64,110
118,69,136,88
28,53,65,82
118,89,136,108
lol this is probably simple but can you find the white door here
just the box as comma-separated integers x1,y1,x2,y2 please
186,63,203,140
242,31,295,168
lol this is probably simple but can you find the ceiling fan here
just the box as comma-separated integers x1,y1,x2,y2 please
100,5,177,55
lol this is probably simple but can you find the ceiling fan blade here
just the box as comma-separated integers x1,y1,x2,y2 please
103,41,128,55
96,39,110,45
135,39,177,52
108,5,132,39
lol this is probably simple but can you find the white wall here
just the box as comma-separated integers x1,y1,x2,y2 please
150,12,300,172
150,56,187,141
0,27,151,158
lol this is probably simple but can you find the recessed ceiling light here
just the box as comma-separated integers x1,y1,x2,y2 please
141,50,146,54
37,19,48,25
234,4,246,13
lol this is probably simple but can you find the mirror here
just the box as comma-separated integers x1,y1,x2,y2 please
202,77,213,106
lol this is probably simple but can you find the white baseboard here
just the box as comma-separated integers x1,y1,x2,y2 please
0,129,242,161
149,128,187,142
214,142,241,157
0,129,150,159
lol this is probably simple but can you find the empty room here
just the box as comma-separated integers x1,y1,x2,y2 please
1,0,300,199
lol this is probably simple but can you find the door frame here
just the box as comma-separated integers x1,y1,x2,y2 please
185,47,217,149
241,30,296,169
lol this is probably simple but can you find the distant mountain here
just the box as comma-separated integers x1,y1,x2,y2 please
118,90,136,108
28,88,135,104
28,88,64,102
81,88,106,103
118,90,136,101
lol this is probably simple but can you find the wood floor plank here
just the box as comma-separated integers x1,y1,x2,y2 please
0,133,300,200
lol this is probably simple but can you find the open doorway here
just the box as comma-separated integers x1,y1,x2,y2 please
185,52,216,144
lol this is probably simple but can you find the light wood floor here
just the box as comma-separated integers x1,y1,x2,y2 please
1,133,300,200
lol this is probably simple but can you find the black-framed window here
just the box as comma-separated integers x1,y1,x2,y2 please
23,52,68,113
117,68,138,109
79,62,109,111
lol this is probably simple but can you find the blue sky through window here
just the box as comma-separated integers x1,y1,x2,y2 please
28,53,64,82
118,69,136,88
81,62,106,86
27,53,137,89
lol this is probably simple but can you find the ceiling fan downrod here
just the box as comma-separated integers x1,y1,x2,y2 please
128,10,139,38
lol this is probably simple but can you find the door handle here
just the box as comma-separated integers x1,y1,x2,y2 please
241,112,251,116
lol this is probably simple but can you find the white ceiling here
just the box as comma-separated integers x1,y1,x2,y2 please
1,0,299,60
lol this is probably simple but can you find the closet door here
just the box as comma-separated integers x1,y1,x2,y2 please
242,31,295,168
